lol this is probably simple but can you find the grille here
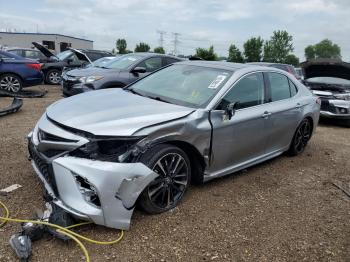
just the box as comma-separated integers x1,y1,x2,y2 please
29,141,59,196
38,129,77,143
320,100,337,114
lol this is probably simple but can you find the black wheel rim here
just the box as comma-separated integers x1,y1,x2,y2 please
148,153,189,209
294,120,311,153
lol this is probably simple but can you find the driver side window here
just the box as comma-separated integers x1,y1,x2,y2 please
137,57,162,72
218,73,265,110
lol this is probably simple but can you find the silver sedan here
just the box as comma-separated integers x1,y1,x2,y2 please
28,61,320,229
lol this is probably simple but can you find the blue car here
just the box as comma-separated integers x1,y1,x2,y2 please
0,50,43,93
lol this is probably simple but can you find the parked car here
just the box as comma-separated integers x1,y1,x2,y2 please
28,61,320,230
61,53,183,97
32,42,112,85
301,59,350,126
0,50,43,92
7,47,49,63
249,62,301,80
295,67,304,80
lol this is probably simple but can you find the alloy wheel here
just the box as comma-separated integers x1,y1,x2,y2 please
0,76,21,92
49,71,61,84
294,120,311,154
148,153,189,209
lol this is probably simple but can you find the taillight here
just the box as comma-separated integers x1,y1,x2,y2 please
26,63,41,71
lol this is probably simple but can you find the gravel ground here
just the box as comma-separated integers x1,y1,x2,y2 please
0,85,349,262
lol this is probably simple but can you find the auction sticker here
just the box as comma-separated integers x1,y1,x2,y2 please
208,74,228,89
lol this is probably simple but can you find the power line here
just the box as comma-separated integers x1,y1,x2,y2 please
156,30,166,48
172,32,180,56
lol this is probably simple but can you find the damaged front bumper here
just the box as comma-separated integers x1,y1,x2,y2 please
320,99,350,120
28,121,158,230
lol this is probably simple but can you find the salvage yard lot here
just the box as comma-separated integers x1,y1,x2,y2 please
0,85,349,261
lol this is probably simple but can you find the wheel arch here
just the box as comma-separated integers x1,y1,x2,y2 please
0,72,23,82
164,140,206,184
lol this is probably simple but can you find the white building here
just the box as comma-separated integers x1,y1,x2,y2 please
0,32,93,53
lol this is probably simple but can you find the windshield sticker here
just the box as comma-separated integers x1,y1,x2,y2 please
208,74,227,89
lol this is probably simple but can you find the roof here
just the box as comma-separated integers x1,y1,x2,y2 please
178,60,249,71
0,31,93,42
248,62,291,66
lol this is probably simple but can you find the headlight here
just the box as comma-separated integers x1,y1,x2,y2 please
334,93,350,101
70,137,144,162
79,75,104,83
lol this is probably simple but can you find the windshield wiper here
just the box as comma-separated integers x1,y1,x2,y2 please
125,88,144,97
146,95,171,104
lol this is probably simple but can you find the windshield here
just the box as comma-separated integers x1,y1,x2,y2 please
128,64,233,108
87,57,116,68
104,54,142,69
56,50,73,60
307,77,350,85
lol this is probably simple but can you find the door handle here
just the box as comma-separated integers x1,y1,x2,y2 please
261,111,272,118
295,103,302,109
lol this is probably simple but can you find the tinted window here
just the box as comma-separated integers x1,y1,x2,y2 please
165,57,180,65
8,50,22,56
24,50,41,59
218,73,265,110
138,57,162,72
268,72,291,101
86,52,103,61
288,79,298,96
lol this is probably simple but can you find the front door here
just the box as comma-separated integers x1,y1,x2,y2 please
208,72,270,176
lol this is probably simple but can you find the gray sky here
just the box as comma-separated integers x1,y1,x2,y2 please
1,0,350,61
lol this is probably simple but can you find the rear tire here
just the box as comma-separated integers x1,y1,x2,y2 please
0,74,22,93
288,118,312,156
45,69,61,85
138,144,191,214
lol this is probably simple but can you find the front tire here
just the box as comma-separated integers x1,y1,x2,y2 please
45,69,61,85
0,74,22,93
288,118,312,156
138,144,191,214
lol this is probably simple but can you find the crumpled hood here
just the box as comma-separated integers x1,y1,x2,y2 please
46,89,194,136
66,67,120,77
301,59,350,80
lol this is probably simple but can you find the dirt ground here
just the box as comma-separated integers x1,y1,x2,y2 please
0,85,349,262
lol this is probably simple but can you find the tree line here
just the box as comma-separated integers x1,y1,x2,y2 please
113,31,342,67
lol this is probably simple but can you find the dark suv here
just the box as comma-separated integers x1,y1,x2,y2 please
32,42,112,84
61,53,183,97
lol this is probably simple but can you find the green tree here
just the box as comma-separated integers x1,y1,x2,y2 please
116,39,127,54
195,46,218,61
134,42,151,52
305,45,316,60
153,46,165,54
305,39,341,60
263,30,294,63
285,54,300,67
227,44,244,63
243,37,264,62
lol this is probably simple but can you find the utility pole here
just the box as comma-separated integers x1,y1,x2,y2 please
172,32,180,56
157,30,166,48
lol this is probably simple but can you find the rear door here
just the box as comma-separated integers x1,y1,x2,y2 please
209,72,270,175
263,72,303,153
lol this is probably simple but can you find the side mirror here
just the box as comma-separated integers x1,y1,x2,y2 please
131,67,146,74
66,58,74,64
225,102,238,120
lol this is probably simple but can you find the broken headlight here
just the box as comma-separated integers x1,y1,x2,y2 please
334,93,350,101
70,137,144,162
